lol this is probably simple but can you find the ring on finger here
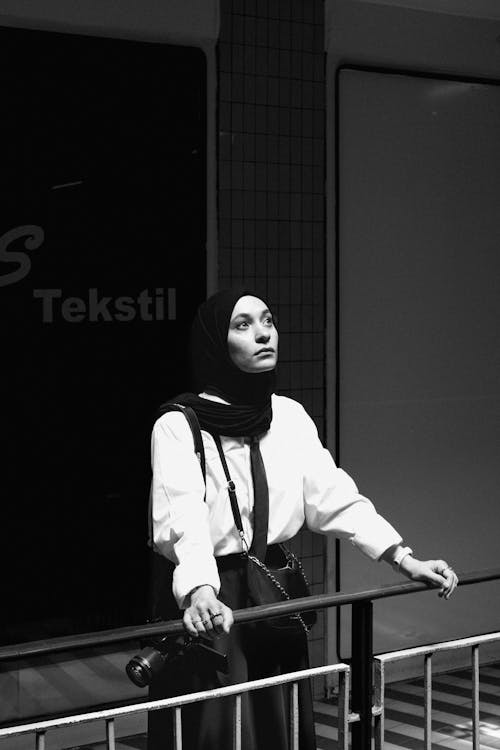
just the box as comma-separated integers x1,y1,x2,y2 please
211,613,222,620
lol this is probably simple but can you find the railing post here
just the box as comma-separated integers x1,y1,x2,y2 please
472,644,480,750
232,694,242,750
424,653,432,750
351,600,373,750
337,666,350,750
373,658,385,750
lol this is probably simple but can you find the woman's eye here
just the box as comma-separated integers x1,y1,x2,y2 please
236,321,249,330
264,316,274,326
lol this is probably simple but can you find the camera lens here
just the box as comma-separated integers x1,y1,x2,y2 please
126,655,152,688
126,647,167,688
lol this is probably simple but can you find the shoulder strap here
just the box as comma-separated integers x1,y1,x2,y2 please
148,403,206,548
169,402,206,482
213,435,247,552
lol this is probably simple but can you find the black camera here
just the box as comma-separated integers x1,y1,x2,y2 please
126,635,228,688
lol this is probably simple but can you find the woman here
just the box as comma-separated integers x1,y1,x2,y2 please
148,289,458,750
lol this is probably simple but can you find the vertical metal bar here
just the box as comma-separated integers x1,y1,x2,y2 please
36,732,46,750
424,653,432,750
337,668,350,750
232,694,242,750
173,706,183,750
373,660,385,750
106,718,116,750
472,645,480,750
351,600,373,750
289,682,299,750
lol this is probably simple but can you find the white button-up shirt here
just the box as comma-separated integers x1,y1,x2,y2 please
151,393,402,608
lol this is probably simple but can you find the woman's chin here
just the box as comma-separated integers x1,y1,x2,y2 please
249,361,277,373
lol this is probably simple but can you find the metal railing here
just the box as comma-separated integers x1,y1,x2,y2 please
0,566,498,749
0,663,351,750
374,630,500,750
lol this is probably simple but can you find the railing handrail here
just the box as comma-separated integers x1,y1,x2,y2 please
0,663,350,739
0,566,498,663
375,629,500,662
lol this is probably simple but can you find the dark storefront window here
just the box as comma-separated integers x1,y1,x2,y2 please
0,28,207,643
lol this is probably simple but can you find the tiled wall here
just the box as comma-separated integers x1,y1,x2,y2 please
217,0,327,677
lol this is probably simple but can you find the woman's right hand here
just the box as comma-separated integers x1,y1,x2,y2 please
184,584,234,639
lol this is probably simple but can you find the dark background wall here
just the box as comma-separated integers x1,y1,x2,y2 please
0,28,207,642
0,2,218,733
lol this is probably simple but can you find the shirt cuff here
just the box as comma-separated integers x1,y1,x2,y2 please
390,545,414,567
172,557,221,610
350,515,403,560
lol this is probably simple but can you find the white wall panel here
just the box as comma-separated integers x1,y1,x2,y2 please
336,67,500,666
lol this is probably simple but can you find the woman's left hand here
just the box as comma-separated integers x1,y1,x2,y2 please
399,557,459,599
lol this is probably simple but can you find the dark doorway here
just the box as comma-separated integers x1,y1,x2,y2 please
0,28,207,642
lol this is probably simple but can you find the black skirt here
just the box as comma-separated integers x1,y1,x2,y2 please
147,550,316,750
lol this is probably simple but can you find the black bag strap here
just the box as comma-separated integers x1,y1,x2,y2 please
213,434,250,553
148,403,206,548
168,403,206,482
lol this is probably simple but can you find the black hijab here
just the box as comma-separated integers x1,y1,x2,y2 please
161,289,276,437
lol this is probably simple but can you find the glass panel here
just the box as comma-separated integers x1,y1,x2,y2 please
338,68,500,654
0,27,207,642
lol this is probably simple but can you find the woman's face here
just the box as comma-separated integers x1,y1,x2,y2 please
227,295,278,373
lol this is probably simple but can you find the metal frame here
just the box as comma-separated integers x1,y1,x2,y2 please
374,631,500,750
0,663,351,750
2,567,498,662
0,567,499,749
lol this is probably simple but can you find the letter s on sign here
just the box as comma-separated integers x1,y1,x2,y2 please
0,225,45,287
